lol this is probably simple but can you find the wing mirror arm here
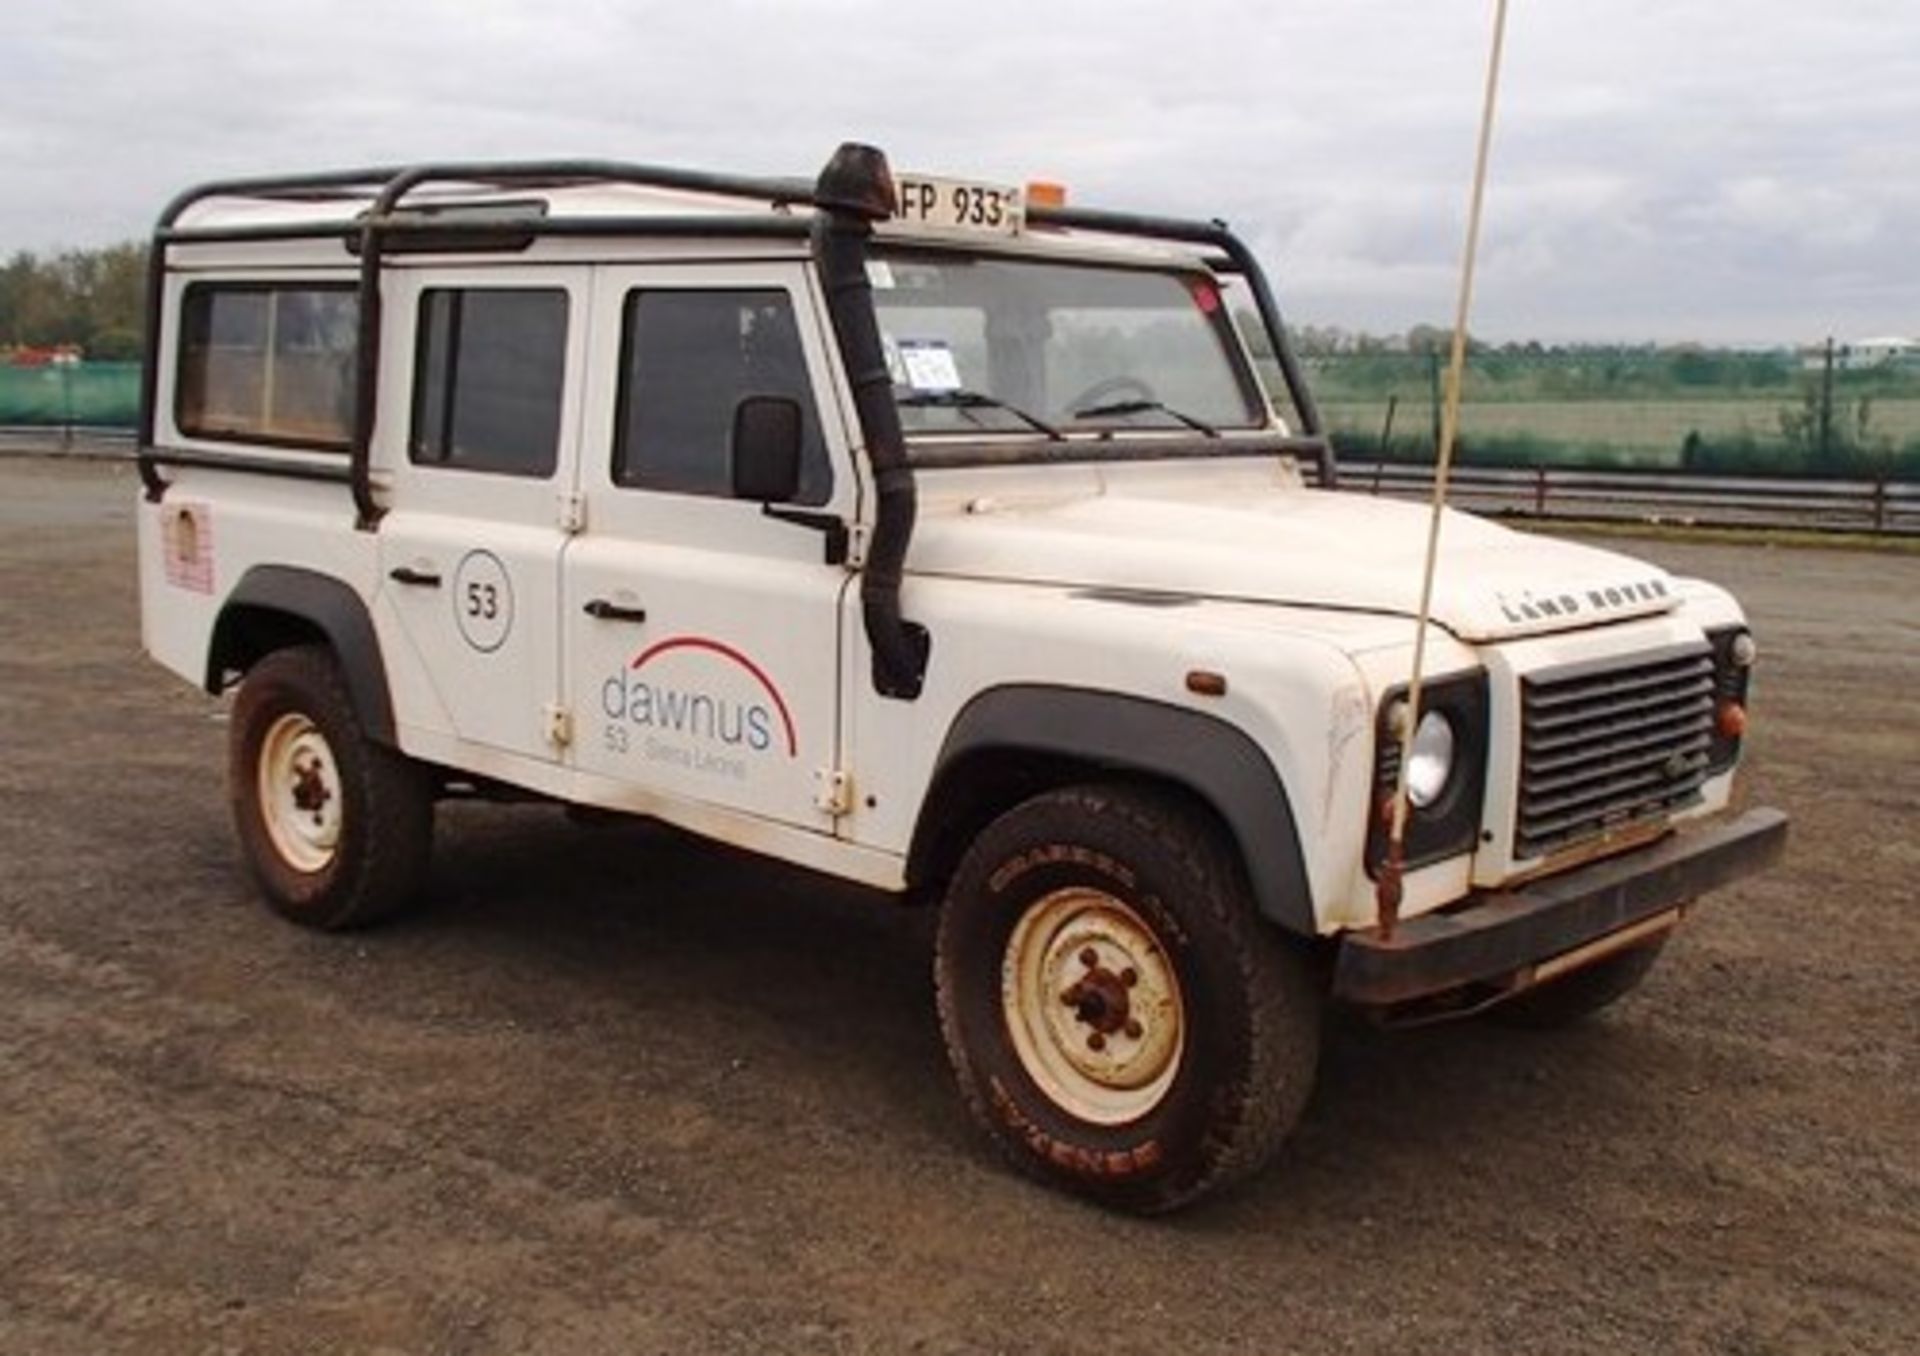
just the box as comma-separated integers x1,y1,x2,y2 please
731,394,852,565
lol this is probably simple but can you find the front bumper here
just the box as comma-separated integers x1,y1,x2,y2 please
1333,807,1789,1006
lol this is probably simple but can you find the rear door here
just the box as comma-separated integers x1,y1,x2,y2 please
378,269,589,763
564,261,856,831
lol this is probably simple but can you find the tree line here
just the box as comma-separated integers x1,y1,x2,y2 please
1,243,147,361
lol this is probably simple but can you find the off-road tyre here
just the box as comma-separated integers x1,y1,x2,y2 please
935,783,1322,1214
229,644,432,930
1487,937,1668,1029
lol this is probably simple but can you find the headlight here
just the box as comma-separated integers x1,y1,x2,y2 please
1405,709,1456,808
1368,672,1488,878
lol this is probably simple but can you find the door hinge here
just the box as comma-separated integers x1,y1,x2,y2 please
813,766,853,816
844,522,869,567
544,704,574,748
557,489,587,534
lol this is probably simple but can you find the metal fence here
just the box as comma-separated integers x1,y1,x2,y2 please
1338,461,1920,537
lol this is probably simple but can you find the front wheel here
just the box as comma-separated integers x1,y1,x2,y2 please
230,645,433,930
935,784,1322,1213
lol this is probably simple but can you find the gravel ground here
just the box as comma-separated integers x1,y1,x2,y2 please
2,455,1915,1355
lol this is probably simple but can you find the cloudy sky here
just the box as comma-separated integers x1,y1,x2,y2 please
3,1,1914,344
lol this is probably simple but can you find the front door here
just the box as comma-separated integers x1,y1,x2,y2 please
378,268,589,764
565,261,855,831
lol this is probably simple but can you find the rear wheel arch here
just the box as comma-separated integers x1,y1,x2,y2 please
208,566,396,745
909,686,1317,935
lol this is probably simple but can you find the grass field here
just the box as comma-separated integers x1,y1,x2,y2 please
1320,397,1920,467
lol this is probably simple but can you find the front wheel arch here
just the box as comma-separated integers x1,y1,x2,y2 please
909,686,1317,935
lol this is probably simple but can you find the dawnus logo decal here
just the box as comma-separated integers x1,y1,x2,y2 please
599,635,797,780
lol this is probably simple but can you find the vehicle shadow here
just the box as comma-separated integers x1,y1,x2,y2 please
391,800,1706,1226
389,800,962,1138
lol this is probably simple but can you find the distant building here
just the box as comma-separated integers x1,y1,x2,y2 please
3,344,82,368
1803,336,1920,371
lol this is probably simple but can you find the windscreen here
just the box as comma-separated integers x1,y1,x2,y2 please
870,251,1268,443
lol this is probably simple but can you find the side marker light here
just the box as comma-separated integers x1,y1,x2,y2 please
1186,670,1228,698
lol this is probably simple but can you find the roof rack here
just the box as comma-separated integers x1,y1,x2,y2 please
154,158,816,235
138,159,825,512
137,149,1333,519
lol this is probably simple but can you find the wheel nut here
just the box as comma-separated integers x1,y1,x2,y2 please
1121,967,1138,988
1087,1032,1106,1052
1079,947,1098,969
1123,1019,1143,1040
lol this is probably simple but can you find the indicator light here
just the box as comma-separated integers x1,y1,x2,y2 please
1185,670,1228,697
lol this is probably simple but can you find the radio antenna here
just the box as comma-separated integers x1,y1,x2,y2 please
1376,0,1510,939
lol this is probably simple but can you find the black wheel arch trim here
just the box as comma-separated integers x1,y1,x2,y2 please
209,565,397,745
915,685,1316,934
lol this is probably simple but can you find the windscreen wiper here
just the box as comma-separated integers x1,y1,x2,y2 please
1070,398,1219,437
898,388,1064,440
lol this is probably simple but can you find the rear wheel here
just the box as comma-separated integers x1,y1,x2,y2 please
230,645,432,930
1488,937,1668,1029
935,784,1321,1213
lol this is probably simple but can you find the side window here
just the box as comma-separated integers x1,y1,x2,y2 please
176,285,357,448
613,289,831,505
411,288,568,477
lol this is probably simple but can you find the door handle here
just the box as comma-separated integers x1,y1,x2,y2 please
583,599,648,623
388,566,442,587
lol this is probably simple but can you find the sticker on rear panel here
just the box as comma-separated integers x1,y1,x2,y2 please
162,502,214,594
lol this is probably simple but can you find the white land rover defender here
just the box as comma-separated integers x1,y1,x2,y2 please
137,144,1787,1212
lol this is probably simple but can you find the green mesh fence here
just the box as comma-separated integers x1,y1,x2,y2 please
0,362,140,428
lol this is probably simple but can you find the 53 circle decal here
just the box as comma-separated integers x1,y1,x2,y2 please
452,550,514,653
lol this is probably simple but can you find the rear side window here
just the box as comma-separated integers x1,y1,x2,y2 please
176,285,357,448
411,288,569,477
613,289,830,505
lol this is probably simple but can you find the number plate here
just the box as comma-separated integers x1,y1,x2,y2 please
891,174,1024,236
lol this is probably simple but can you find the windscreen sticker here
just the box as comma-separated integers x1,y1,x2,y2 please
865,259,896,290
162,501,214,594
898,339,963,393
881,333,907,386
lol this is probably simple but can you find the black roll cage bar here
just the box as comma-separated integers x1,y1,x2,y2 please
136,146,1334,695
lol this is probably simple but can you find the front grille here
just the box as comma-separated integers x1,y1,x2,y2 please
1516,643,1715,859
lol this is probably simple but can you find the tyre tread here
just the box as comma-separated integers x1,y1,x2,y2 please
935,781,1319,1213
230,644,432,930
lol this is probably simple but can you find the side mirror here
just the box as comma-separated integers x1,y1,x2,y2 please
731,395,804,503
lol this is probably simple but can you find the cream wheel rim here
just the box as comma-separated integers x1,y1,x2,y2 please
1001,886,1185,1125
257,712,342,874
